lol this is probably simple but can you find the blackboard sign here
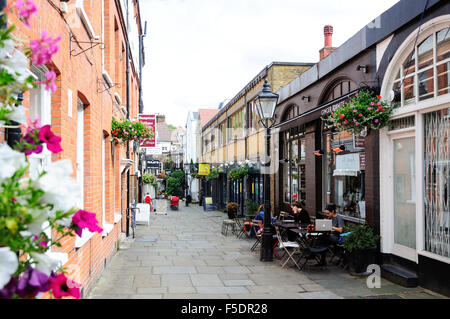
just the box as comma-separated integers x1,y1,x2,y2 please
203,197,215,211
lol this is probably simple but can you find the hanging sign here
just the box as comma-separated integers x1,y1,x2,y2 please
139,114,156,148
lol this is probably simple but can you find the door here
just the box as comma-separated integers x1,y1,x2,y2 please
391,134,417,261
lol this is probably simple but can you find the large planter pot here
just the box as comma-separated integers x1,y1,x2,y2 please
227,210,237,219
348,247,377,274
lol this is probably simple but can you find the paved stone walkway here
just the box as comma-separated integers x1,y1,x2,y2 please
88,203,445,299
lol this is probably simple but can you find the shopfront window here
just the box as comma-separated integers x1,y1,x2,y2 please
282,126,306,204
325,130,366,221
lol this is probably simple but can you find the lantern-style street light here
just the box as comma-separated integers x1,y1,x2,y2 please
255,79,279,262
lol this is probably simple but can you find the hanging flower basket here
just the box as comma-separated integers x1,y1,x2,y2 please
228,165,248,181
111,117,155,143
206,168,220,181
324,90,393,135
142,173,157,187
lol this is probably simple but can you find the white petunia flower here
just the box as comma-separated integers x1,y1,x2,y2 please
20,208,49,236
5,104,26,124
0,39,15,59
2,50,29,81
0,247,19,289
0,143,27,182
36,160,81,218
30,253,60,276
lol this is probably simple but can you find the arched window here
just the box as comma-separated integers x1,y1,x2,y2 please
282,104,300,122
322,79,358,104
388,26,450,107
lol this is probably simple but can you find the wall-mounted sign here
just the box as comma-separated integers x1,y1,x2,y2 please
359,153,366,170
146,160,161,169
138,114,156,148
198,164,210,176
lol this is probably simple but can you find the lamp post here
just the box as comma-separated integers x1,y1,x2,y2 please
255,79,279,262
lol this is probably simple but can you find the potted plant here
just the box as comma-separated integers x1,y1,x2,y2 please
226,202,239,219
246,199,259,219
111,117,155,143
342,224,380,274
324,90,393,135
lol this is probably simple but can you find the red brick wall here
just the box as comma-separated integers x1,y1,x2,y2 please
5,0,142,297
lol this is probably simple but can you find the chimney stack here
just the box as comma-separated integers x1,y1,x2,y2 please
320,25,336,60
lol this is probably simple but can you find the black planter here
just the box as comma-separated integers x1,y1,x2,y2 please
349,247,377,274
227,210,237,219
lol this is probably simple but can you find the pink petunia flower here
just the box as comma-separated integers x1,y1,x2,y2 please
49,273,80,299
35,70,57,93
16,0,38,28
37,125,62,153
71,210,103,237
374,119,379,124
30,31,61,66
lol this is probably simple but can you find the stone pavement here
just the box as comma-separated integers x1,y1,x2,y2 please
87,203,446,299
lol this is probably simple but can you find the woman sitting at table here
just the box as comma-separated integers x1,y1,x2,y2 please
250,205,275,238
291,201,311,225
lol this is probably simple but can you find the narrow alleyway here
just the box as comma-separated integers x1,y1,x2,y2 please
88,203,444,299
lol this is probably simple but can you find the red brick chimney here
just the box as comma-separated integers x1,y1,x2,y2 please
319,25,336,60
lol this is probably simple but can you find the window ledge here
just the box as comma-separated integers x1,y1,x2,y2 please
75,230,95,248
46,251,68,268
114,213,122,224
339,214,366,224
76,1,97,39
102,223,114,237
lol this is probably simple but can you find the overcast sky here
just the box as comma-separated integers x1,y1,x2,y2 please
140,0,400,127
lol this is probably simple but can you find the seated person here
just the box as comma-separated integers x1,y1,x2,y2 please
250,205,275,238
291,201,311,225
325,204,344,243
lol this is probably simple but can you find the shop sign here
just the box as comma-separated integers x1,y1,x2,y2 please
198,164,210,175
360,153,366,170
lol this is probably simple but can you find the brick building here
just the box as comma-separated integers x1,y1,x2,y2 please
1,0,145,297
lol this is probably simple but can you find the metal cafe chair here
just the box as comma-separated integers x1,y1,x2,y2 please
250,220,263,251
274,226,301,270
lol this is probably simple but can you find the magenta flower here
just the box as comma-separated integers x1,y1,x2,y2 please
370,102,375,106
374,119,379,124
49,273,80,299
43,70,57,93
0,277,18,299
22,132,44,155
71,210,103,237
355,94,359,97
368,107,373,111
30,31,61,66
16,0,38,28
37,125,62,153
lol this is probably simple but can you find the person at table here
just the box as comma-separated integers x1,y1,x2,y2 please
250,205,275,238
291,201,311,225
324,203,344,243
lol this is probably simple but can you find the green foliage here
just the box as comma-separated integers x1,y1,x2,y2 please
168,124,177,130
166,170,185,196
342,224,380,253
246,199,259,216
111,117,155,142
324,90,393,134
229,165,249,181
142,173,157,187
206,168,219,181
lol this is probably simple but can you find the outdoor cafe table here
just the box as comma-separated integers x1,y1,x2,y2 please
288,227,332,248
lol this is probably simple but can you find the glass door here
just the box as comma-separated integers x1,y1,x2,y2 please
392,135,417,260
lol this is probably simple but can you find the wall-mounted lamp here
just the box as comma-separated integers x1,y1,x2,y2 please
356,65,369,73
332,145,346,153
279,158,289,164
313,150,324,156
302,96,311,102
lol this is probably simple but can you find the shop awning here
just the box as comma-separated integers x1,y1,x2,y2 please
333,153,360,177
273,89,360,132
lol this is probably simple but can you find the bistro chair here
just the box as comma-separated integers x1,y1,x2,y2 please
221,219,236,236
274,226,301,270
250,220,263,251
296,232,329,270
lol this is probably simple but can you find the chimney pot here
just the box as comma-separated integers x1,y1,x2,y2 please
324,25,333,47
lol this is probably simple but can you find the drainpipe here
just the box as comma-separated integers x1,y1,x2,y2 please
125,0,131,237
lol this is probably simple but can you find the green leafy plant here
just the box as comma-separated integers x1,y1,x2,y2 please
142,173,157,187
342,224,380,253
324,90,393,134
228,165,249,181
206,168,220,181
246,199,259,216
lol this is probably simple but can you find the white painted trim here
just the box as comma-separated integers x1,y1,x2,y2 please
76,0,97,40
46,251,68,268
418,250,450,264
114,92,122,105
376,34,394,71
101,223,114,237
75,229,95,248
114,213,122,224
67,89,73,118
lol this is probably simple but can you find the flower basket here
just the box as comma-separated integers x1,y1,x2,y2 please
324,90,393,135
228,165,248,181
142,173,157,187
206,168,219,181
111,117,155,143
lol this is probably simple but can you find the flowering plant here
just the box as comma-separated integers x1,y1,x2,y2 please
324,90,393,134
111,117,155,143
142,173,157,187
228,165,248,181
0,1,102,299
206,168,219,181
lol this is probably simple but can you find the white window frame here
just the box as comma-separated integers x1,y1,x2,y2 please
380,15,450,264
102,135,114,237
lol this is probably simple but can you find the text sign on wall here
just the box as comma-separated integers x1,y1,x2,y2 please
138,114,156,148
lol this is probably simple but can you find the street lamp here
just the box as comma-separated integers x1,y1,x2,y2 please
255,79,279,262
